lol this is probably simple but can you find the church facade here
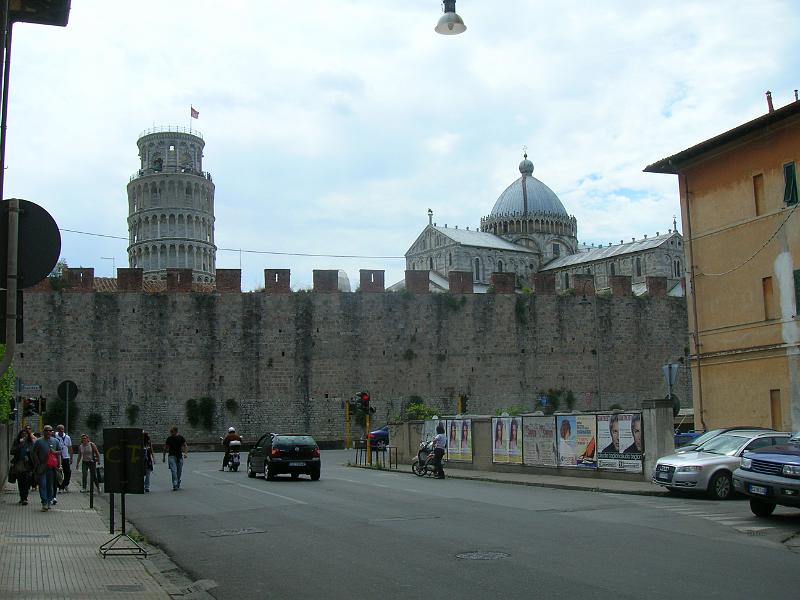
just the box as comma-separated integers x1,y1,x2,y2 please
404,154,684,294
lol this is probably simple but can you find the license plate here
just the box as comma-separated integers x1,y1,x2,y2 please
656,472,671,481
289,462,305,467
748,484,768,496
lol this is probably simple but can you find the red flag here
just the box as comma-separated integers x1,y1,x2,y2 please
190,106,199,119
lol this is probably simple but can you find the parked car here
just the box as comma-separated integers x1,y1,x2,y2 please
733,432,800,517
673,426,773,454
653,430,792,500
361,425,389,449
247,433,321,481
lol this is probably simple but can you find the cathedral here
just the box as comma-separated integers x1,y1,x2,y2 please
402,154,685,295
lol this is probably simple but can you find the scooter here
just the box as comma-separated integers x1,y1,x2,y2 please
411,439,436,476
220,438,242,472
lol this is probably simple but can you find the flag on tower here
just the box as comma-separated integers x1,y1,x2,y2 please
190,106,199,119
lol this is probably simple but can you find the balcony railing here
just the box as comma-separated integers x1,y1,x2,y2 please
130,166,213,182
138,125,203,139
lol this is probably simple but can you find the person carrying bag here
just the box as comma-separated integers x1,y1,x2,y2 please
75,433,102,494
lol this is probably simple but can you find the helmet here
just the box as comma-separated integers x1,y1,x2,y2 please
228,427,235,433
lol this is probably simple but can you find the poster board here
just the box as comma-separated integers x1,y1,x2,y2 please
597,413,643,472
522,416,557,467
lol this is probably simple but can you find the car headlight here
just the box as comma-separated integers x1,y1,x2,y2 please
782,464,800,477
676,465,703,473
740,457,752,469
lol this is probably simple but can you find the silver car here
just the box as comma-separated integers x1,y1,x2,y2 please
653,430,792,500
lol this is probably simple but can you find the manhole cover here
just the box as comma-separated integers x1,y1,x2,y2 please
456,551,510,560
105,585,145,592
202,527,265,538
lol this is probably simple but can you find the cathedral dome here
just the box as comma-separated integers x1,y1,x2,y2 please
490,156,567,218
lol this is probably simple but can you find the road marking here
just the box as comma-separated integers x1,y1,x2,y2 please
702,515,749,521
194,471,307,505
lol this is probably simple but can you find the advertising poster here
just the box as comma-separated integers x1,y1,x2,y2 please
556,415,577,467
492,417,509,463
447,419,472,462
507,417,522,464
575,414,597,470
522,416,557,467
597,413,644,472
447,419,460,461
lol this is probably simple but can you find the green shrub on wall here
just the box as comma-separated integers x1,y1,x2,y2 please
225,398,238,415
405,396,436,420
86,412,102,431
126,404,140,424
198,397,215,431
0,345,15,423
185,399,200,427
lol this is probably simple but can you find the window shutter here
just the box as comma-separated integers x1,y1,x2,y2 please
784,162,798,205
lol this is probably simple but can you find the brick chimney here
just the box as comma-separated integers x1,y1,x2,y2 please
645,276,668,296
64,268,94,292
264,269,291,294
405,270,430,294
359,270,385,293
572,273,595,296
117,268,143,292
215,269,241,293
448,270,474,294
766,90,774,113
313,270,339,293
490,272,516,294
609,275,632,297
532,273,555,295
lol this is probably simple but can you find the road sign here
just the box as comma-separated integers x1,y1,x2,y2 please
0,198,62,289
18,383,41,394
57,380,78,402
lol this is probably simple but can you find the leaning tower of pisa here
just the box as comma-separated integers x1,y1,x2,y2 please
126,127,216,283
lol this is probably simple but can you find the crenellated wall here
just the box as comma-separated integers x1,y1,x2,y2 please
16,268,690,444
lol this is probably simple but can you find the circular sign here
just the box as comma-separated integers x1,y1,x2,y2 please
0,199,62,288
57,380,79,401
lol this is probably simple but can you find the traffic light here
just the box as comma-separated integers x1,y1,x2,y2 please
358,391,370,413
22,399,33,417
30,398,40,414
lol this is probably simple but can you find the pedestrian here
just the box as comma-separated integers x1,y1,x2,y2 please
433,422,447,479
9,427,35,505
31,425,62,511
54,424,73,492
162,426,188,491
75,433,102,494
143,432,154,492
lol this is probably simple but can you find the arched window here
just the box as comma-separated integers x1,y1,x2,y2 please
635,257,642,277
497,260,504,273
673,260,682,277
610,262,615,276
429,256,434,270
473,258,481,282
552,243,560,257
563,272,570,289
448,253,452,266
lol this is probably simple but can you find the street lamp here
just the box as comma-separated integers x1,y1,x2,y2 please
435,0,466,35
578,280,602,410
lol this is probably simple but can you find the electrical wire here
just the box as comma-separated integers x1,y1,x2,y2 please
58,228,406,260
695,202,798,277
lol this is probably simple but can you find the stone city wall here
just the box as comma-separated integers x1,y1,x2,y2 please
14,269,690,445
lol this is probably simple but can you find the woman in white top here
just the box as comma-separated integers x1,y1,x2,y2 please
433,423,447,479
75,433,101,493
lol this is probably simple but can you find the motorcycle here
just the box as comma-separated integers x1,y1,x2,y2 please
220,438,242,472
411,439,436,476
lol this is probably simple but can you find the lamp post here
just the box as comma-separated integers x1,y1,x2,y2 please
435,0,466,35
578,280,602,410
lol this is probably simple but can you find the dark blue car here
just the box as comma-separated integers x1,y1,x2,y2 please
733,432,800,516
363,425,389,448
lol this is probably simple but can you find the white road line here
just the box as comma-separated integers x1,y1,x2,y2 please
194,471,307,505
702,515,749,521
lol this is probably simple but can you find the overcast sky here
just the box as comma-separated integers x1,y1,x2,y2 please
5,1,799,291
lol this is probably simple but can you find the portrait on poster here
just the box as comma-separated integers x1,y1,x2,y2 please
556,415,577,467
597,413,643,472
492,417,510,464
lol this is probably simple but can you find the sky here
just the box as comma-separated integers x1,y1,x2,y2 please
4,0,800,291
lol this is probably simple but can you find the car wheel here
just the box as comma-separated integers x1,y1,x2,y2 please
707,471,733,500
749,498,776,517
376,440,387,450
310,466,321,481
265,463,275,481
247,460,256,478
412,459,425,476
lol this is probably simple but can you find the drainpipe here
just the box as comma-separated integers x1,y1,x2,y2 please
681,171,707,430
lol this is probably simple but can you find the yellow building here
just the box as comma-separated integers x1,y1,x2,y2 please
646,99,799,432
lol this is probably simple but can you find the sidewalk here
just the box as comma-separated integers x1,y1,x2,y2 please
0,481,212,599
352,457,666,496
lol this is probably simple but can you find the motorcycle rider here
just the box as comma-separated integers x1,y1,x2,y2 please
433,422,447,479
221,427,242,471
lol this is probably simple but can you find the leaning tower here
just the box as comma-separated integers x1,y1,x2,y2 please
126,127,216,283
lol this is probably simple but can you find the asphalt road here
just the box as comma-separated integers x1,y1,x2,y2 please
125,451,800,600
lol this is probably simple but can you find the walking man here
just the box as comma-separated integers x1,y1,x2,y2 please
54,424,73,492
162,426,188,491
32,425,62,511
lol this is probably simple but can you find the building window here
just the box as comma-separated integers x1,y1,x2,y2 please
553,243,560,257
753,173,765,216
635,257,642,277
784,162,798,205
473,258,481,282
498,260,504,273
563,272,569,289
448,253,452,266
429,257,434,270
609,263,615,276
673,260,682,278
763,276,778,320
